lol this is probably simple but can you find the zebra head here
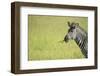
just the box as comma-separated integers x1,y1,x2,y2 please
64,22,79,42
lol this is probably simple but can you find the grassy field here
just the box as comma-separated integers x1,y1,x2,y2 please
28,15,88,61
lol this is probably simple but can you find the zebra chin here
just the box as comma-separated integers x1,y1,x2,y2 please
64,40,68,43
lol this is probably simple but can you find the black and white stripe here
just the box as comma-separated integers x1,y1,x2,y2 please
64,22,88,58
75,33,88,58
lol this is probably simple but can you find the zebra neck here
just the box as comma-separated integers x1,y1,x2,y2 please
74,36,84,48
74,35,87,58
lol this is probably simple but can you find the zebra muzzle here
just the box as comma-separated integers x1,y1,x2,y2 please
64,36,69,43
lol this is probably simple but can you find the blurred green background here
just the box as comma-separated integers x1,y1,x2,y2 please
28,15,88,61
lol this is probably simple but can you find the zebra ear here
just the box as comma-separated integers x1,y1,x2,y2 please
68,21,71,27
76,23,79,26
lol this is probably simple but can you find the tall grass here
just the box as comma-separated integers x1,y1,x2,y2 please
28,15,88,60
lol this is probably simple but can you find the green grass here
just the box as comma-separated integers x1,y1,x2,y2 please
28,15,88,60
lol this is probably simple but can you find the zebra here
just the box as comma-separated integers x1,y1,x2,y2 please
64,22,88,58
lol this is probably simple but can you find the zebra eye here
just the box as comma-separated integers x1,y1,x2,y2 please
71,30,73,32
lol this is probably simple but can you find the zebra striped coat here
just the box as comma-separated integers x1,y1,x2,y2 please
74,26,88,58
64,22,88,58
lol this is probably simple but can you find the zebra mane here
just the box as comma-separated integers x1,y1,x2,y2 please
76,25,87,35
